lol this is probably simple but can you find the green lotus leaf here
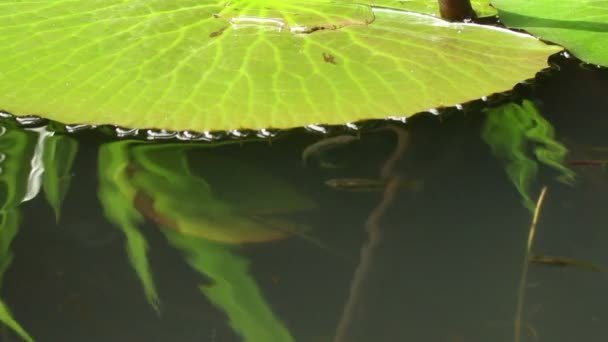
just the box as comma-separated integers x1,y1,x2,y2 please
372,0,497,17
492,0,608,66
0,1,558,132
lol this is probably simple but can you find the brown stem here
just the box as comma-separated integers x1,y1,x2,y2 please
438,0,476,22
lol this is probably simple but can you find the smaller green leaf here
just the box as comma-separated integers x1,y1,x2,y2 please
492,0,608,66
42,135,78,222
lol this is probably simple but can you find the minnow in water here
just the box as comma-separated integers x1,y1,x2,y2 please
324,178,423,192
530,254,608,273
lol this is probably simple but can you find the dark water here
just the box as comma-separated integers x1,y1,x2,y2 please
0,58,607,342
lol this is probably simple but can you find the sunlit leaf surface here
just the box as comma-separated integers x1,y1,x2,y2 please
492,0,608,66
0,1,558,131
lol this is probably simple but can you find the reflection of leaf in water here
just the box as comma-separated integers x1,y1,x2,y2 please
131,145,316,243
97,141,160,313
42,134,78,222
164,229,295,342
129,144,314,340
99,140,310,341
482,100,574,211
0,127,37,341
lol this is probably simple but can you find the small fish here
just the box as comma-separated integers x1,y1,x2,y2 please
301,135,358,167
324,178,424,192
530,254,608,273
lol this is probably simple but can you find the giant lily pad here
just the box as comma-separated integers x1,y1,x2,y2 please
492,0,608,66
0,1,559,132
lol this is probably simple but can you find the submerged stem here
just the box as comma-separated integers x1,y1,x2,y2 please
514,186,548,342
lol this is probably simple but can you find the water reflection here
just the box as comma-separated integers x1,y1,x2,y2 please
0,124,77,341
98,140,321,341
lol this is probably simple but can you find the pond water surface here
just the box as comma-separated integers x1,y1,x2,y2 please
0,57,607,342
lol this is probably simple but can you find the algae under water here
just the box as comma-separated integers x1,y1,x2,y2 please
0,57,606,341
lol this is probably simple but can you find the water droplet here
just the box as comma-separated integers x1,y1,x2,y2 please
15,115,45,126
219,0,374,34
305,124,328,134
146,129,177,140
115,127,139,137
428,108,440,115
65,124,95,133
256,129,277,138
175,131,201,141
481,96,489,102
228,129,248,138
230,16,287,32
345,122,359,131
0,112,13,119
455,104,464,110
202,131,223,141
386,116,407,123
561,51,572,59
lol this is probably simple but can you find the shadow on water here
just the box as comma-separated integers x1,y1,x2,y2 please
0,58,606,341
